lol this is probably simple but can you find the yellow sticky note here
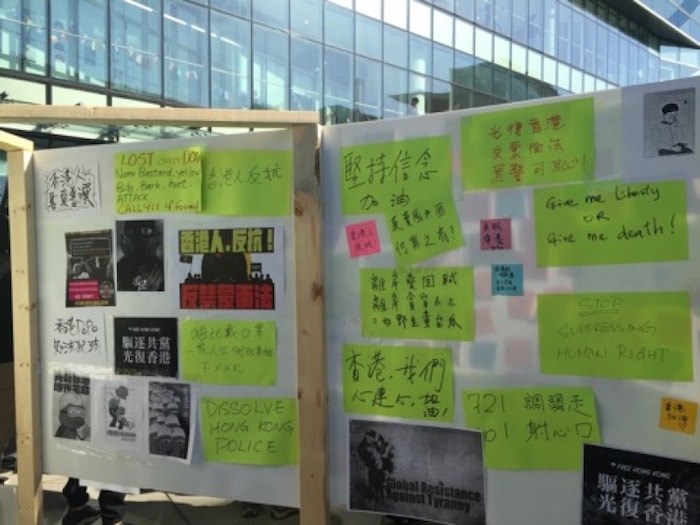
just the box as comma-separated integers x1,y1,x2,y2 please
340,135,452,214
534,180,688,267
342,344,454,421
180,320,276,386
538,292,693,381
202,150,292,216
386,194,464,266
461,97,594,190
115,147,202,213
201,397,298,465
463,387,600,470
659,397,697,435
360,267,475,341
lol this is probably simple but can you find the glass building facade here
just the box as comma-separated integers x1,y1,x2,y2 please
0,0,698,130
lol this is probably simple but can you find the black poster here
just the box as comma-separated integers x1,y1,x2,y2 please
114,317,178,377
582,444,700,525
116,219,165,292
65,229,115,307
349,419,485,525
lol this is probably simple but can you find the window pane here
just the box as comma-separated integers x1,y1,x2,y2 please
290,0,321,40
543,55,556,85
596,24,606,78
164,0,208,106
474,59,492,93
51,0,107,86
356,14,381,59
409,0,431,38
494,0,510,37
384,0,407,29
0,0,46,74
543,0,556,56
475,0,493,29
557,62,570,90
583,15,595,72
433,9,452,46
211,11,250,108
512,1,527,45
355,56,381,120
571,68,583,93
409,72,427,114
511,42,526,74
325,2,353,50
474,26,492,61
291,37,321,111
384,25,408,68
433,42,453,81
429,78,450,113
454,51,474,87
570,11,583,69
111,0,160,97
253,24,288,109
607,31,618,84
357,0,381,19
493,65,510,99
455,0,475,21
527,49,542,80
410,35,431,74
557,4,570,62
383,64,407,118
324,47,353,124
211,0,250,18
528,0,543,50
252,0,288,30
493,35,509,68
454,19,473,54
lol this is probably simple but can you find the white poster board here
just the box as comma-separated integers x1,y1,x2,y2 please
34,131,300,506
322,78,700,524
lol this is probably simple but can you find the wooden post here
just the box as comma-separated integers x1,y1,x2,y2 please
6,141,42,525
293,124,328,525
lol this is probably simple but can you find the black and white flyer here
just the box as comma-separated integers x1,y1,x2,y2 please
148,381,194,463
102,379,145,452
582,444,700,525
113,317,178,377
65,229,115,307
53,371,92,443
116,219,165,292
349,419,486,525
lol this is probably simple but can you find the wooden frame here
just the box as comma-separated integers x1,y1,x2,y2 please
4,108,326,525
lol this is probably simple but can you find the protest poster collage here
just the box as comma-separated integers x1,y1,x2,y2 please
34,131,301,505
323,77,700,524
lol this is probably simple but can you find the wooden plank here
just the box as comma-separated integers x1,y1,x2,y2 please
0,130,33,152
293,123,328,525
0,105,318,129
7,148,42,525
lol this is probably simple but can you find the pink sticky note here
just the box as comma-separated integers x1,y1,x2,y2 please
346,220,381,258
480,218,512,250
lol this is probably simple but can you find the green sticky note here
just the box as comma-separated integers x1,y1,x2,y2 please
340,135,452,214
462,387,600,470
538,292,693,381
115,147,202,213
461,98,594,190
534,180,688,267
342,344,454,421
201,397,298,465
202,150,292,216
180,320,276,385
386,194,465,266
360,267,474,341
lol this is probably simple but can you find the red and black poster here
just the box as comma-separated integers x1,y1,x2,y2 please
65,229,116,307
177,227,282,310
114,317,178,377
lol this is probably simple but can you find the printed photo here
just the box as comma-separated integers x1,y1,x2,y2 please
148,381,193,462
116,219,165,292
65,229,115,307
643,88,696,157
349,419,486,525
102,380,145,452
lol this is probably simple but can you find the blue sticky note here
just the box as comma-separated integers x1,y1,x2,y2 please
491,263,523,296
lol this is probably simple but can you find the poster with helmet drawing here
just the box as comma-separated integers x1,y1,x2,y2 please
102,380,145,452
53,371,92,442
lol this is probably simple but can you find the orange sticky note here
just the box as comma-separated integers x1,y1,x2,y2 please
345,220,380,258
659,397,697,435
